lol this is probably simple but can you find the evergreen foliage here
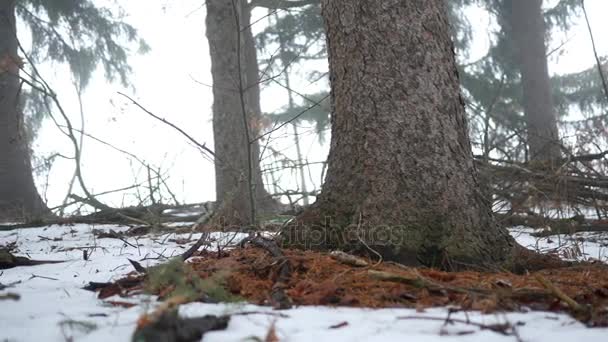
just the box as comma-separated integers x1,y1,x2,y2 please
17,0,148,87
255,3,330,135
255,0,606,160
14,0,147,139
145,258,241,303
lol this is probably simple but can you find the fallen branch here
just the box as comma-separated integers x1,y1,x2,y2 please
0,293,20,301
0,203,204,232
128,258,147,273
529,223,608,237
534,274,585,313
496,213,608,237
181,232,210,261
241,234,293,309
0,249,65,270
368,269,488,295
475,155,608,217
330,250,369,267
397,315,518,338
94,230,138,248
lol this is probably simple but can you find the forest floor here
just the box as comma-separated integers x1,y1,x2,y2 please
1,216,608,341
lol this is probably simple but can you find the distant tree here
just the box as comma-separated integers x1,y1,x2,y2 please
256,1,604,166
0,0,146,220
502,0,561,161
255,1,330,139
205,0,283,226
456,0,600,163
287,0,518,270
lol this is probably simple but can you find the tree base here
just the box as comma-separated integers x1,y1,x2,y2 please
208,193,287,228
0,204,54,223
282,203,577,274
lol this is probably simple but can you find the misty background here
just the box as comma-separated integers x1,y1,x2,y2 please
22,0,608,212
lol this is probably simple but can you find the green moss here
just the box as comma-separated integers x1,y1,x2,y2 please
145,258,242,303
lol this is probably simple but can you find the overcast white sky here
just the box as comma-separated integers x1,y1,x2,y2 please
26,0,608,212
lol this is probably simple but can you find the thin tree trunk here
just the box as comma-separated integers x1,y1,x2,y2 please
273,10,310,206
288,0,514,270
205,0,279,226
241,0,284,215
0,0,50,221
291,123,309,206
508,0,561,162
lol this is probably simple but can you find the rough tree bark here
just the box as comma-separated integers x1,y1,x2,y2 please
508,0,561,162
0,0,50,221
286,0,516,270
205,0,280,226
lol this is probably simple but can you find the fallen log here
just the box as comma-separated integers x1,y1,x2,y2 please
0,249,65,269
496,213,608,237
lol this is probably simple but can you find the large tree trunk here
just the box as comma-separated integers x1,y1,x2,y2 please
287,0,514,270
0,0,50,221
508,0,561,162
205,0,279,226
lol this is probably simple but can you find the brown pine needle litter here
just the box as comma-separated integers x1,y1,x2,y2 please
97,247,608,327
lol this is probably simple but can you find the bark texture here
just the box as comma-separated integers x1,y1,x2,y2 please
205,0,280,226
508,0,561,162
288,0,514,270
0,0,49,221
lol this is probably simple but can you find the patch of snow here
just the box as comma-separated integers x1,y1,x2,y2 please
0,222,23,226
164,211,203,218
165,221,198,227
163,202,214,218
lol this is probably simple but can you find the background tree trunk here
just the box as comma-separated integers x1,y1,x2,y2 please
0,0,50,221
205,0,279,226
508,0,561,162
289,0,513,270
241,1,284,215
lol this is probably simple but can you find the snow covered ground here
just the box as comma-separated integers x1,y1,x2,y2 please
1,223,607,342
510,226,608,262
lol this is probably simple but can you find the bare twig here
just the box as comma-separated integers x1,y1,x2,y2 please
251,94,329,144
16,38,110,212
397,315,519,338
117,92,218,163
581,0,608,103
